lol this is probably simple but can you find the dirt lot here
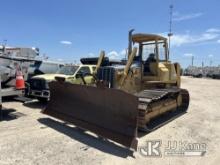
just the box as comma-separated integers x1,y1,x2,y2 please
0,77,220,165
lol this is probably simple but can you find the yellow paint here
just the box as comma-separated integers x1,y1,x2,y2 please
32,64,96,84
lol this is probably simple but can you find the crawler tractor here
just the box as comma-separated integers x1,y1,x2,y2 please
43,30,189,150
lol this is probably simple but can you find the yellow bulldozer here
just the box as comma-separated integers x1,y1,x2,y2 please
43,30,189,150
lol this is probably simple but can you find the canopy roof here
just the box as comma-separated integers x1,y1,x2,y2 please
132,33,167,43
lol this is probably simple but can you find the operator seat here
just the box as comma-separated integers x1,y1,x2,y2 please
144,53,156,75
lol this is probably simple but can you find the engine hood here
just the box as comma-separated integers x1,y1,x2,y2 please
32,74,70,81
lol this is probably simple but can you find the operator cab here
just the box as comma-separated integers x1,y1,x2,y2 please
131,33,169,76
128,32,179,87
129,33,168,76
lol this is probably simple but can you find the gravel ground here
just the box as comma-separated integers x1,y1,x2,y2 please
0,76,220,165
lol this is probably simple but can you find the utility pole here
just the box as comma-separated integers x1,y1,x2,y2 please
208,54,213,66
168,4,173,59
210,60,212,66
2,39,7,53
191,56,194,66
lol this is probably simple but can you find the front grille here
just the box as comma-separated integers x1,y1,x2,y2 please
33,91,42,96
97,67,115,88
29,78,48,90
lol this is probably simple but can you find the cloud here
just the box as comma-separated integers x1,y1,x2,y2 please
217,40,220,43
87,50,127,59
108,51,119,59
107,49,127,60
120,49,127,56
206,28,220,33
88,53,96,57
173,12,203,21
57,58,64,61
60,40,72,45
184,53,193,57
170,32,219,47
208,54,213,58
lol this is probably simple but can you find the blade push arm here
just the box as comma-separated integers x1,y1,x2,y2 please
94,51,105,74
120,47,138,87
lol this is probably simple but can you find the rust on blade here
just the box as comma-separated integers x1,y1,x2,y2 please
43,81,138,150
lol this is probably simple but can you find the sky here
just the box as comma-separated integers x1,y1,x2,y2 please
0,0,220,68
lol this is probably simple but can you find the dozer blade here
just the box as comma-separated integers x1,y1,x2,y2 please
43,81,139,150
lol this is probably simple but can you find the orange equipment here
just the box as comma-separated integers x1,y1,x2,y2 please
15,70,25,89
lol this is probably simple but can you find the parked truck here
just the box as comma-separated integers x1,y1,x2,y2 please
29,64,96,102
0,45,64,100
0,46,40,97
